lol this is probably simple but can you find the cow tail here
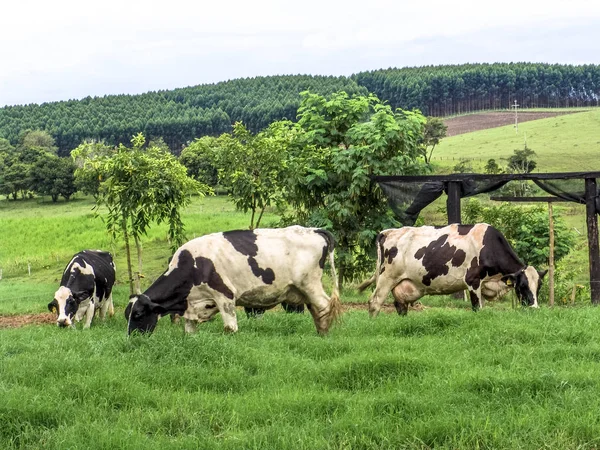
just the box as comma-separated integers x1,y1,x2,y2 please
357,232,384,292
316,229,343,326
327,244,343,325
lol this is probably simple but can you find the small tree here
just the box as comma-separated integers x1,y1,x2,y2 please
214,121,294,229
78,133,207,294
179,136,219,187
71,140,114,200
421,117,448,164
504,144,538,196
30,155,76,202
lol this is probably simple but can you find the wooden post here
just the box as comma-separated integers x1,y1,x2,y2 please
548,202,555,307
585,177,600,305
447,181,461,224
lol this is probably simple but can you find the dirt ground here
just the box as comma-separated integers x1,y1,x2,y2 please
444,111,578,137
0,312,56,328
0,303,428,329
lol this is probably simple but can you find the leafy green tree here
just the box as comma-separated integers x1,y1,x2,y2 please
30,155,76,202
18,129,57,154
71,140,114,199
504,144,538,196
463,198,575,268
453,158,474,173
179,136,219,187
284,91,428,285
215,121,295,229
79,133,207,294
484,158,503,174
0,162,30,199
421,116,448,163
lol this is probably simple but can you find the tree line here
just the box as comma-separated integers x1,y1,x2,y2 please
1,63,598,155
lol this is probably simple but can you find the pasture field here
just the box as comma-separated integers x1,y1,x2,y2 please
433,108,600,173
2,110,600,448
3,306,600,448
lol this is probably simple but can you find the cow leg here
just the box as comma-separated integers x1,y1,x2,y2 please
301,286,332,335
213,296,238,333
99,295,113,320
391,280,422,316
83,302,95,329
368,276,399,318
184,318,197,333
468,288,483,311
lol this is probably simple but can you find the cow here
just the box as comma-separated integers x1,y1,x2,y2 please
48,250,116,328
358,223,547,316
125,225,342,335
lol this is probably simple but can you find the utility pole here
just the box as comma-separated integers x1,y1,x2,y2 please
511,99,519,133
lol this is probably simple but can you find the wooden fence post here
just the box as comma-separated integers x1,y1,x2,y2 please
447,181,461,224
548,201,555,307
585,177,600,305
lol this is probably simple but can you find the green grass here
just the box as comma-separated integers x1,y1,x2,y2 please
433,108,600,172
0,195,282,315
3,307,600,449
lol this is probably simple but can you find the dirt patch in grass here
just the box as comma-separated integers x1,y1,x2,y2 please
0,303,429,329
0,312,55,328
444,111,581,137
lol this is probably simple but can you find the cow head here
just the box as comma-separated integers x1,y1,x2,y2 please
49,286,79,327
126,294,167,335
501,267,547,307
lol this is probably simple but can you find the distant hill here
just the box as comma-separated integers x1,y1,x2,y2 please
1,63,599,155
433,109,600,173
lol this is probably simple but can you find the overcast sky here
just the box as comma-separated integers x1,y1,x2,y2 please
2,0,599,107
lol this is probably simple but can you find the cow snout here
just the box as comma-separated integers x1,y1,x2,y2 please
57,317,72,327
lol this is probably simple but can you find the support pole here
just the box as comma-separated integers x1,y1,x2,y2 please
548,202,555,307
447,181,462,224
585,178,600,305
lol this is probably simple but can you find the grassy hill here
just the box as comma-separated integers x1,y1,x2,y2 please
433,108,600,172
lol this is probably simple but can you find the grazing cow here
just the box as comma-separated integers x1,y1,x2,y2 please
358,224,546,316
125,226,342,335
48,250,116,328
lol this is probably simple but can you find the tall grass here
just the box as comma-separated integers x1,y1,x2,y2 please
3,307,600,449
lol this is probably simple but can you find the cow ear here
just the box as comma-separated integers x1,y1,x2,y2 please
538,269,548,279
124,302,133,320
149,302,168,315
48,300,58,313
501,274,517,286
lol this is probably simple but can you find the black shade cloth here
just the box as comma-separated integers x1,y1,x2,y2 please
377,175,600,226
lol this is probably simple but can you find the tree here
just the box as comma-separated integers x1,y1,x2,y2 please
214,121,295,229
284,91,428,285
421,116,448,163
30,155,76,202
77,133,207,295
71,140,114,199
505,144,537,196
179,136,219,187
484,158,503,174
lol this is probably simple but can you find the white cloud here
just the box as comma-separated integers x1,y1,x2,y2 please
1,0,599,105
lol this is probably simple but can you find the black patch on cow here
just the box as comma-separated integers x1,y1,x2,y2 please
223,230,259,256
315,229,335,269
377,233,387,267
384,246,398,264
414,234,466,286
465,257,481,289
223,229,275,284
457,225,474,236
195,256,235,299
248,257,276,284
451,249,466,267
469,290,480,311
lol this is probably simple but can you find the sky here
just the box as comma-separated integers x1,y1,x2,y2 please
2,0,600,107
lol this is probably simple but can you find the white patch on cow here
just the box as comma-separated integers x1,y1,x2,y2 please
54,285,73,326
524,266,540,307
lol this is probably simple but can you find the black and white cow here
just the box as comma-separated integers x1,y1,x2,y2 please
125,226,342,335
358,224,546,316
48,250,116,328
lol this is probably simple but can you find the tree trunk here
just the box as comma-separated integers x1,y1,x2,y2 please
133,233,143,295
255,205,266,228
122,216,134,296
